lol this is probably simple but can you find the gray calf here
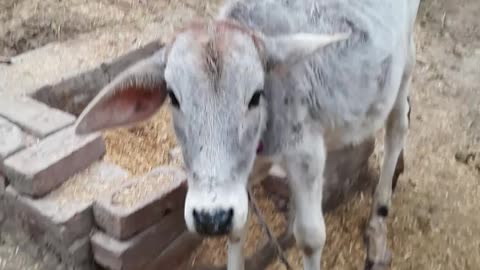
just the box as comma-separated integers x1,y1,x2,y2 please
75,0,421,269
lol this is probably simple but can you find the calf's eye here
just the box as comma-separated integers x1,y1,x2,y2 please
167,89,180,109
248,90,264,109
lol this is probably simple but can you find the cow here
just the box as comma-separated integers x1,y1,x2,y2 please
74,0,421,269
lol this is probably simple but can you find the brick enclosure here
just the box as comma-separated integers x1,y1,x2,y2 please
0,41,206,270
0,91,199,270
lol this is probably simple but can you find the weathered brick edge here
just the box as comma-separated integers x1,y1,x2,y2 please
3,186,93,265
145,231,203,270
91,209,187,270
0,174,5,194
0,94,76,138
93,166,188,240
4,127,106,197
32,40,165,116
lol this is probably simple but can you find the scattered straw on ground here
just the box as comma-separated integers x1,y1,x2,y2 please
45,162,129,207
111,171,177,207
103,106,178,175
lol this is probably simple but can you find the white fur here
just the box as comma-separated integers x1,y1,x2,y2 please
74,0,421,269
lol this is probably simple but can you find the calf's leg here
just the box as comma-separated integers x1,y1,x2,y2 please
283,134,327,270
392,95,411,192
365,38,415,270
227,231,246,270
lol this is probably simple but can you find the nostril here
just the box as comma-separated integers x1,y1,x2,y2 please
192,209,199,221
223,208,234,225
193,209,204,226
192,209,207,234
217,209,231,225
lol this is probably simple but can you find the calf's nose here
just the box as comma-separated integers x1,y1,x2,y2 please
192,208,234,236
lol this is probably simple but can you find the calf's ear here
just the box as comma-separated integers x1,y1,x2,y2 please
75,49,168,135
259,32,351,71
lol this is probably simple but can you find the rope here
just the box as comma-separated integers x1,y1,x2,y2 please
247,186,293,270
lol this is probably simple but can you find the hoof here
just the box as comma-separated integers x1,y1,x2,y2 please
364,250,392,270
364,217,392,270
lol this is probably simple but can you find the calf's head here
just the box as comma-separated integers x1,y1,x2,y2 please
75,20,348,238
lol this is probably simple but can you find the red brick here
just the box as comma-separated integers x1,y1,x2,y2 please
3,126,106,196
0,94,75,138
145,231,202,270
91,210,187,270
93,166,187,240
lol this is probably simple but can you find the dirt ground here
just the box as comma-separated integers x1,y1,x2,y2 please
1,0,479,269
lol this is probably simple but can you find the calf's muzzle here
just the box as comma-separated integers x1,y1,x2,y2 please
193,208,234,236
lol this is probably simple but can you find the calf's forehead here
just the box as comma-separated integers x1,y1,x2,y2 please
164,24,265,98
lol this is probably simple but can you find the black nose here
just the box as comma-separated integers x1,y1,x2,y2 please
193,208,234,236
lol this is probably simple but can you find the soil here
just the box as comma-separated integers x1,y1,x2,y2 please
1,0,479,269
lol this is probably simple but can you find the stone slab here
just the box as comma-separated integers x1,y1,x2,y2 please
145,231,202,270
91,210,186,270
3,126,106,196
93,166,187,240
0,94,75,138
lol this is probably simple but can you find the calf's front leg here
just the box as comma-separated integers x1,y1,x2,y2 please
227,230,246,270
283,135,327,270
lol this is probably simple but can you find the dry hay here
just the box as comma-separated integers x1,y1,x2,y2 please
45,162,129,207
103,106,178,175
111,169,178,208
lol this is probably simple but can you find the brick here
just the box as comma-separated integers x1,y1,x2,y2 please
91,210,186,270
4,186,92,247
0,117,30,164
0,94,76,138
145,231,202,270
3,126,106,196
93,166,187,240
2,162,127,269
3,161,127,245
0,174,5,193
65,236,92,265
